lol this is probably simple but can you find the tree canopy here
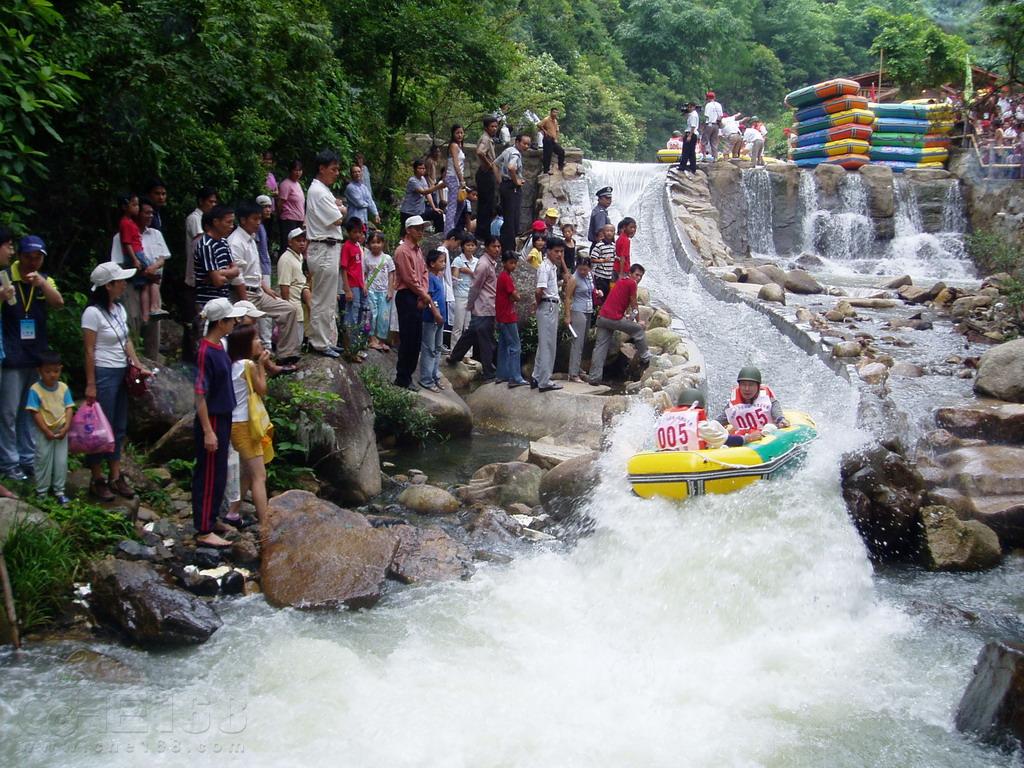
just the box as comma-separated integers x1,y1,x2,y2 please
0,0,1005,267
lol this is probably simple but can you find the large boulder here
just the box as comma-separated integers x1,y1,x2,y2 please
127,360,194,445
147,413,194,462
398,484,460,515
465,380,611,446
974,339,1024,403
840,444,925,562
0,498,51,544
757,283,785,305
261,490,397,609
937,445,1024,496
388,526,474,584
288,357,381,504
539,451,600,522
645,326,681,351
89,558,222,646
784,269,823,294
920,505,1002,571
955,641,1024,748
456,461,543,509
935,402,1024,443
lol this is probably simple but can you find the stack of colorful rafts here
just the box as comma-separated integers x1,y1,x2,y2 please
868,101,954,171
785,79,873,169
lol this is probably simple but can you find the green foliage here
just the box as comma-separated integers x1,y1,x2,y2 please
263,379,342,489
4,496,135,631
166,458,196,489
868,8,971,92
358,365,437,443
46,289,88,391
979,0,1024,86
0,0,84,228
968,230,1024,314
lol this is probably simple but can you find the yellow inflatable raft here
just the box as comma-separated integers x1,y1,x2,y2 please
657,148,682,163
627,411,817,500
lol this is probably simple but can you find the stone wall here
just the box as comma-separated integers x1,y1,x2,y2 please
949,148,1024,254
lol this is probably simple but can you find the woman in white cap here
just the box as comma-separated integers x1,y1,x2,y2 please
81,262,152,502
192,298,247,547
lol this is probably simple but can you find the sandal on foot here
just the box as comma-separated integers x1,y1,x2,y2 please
195,533,232,548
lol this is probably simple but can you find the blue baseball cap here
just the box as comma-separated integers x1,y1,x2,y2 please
18,235,46,255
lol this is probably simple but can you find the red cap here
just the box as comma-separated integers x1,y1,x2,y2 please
531,220,547,232
706,91,715,99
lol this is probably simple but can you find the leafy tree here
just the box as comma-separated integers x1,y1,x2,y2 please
981,0,1024,86
0,1,83,228
868,9,971,92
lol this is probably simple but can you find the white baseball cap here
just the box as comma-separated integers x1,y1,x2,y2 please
256,194,273,207
287,227,306,241
404,215,427,228
90,262,137,290
201,297,247,322
234,299,266,318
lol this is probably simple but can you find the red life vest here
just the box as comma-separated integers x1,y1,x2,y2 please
655,406,705,451
725,385,775,433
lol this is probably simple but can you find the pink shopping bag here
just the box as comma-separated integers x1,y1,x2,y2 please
68,401,116,455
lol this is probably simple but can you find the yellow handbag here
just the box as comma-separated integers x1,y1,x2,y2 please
244,361,274,463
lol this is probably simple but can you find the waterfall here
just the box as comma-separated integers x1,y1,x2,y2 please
882,176,973,279
942,182,967,234
799,170,818,253
806,173,875,263
742,168,776,256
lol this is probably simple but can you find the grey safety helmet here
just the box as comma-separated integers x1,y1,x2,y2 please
678,387,705,409
737,366,762,384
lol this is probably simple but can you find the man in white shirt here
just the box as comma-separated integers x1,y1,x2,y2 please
305,150,346,357
531,238,564,392
677,103,700,173
702,90,724,161
720,112,743,158
229,200,301,365
743,124,765,166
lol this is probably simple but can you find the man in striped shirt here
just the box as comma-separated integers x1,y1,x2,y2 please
193,205,244,314
589,223,615,309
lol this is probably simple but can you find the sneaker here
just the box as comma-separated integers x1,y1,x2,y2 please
530,379,538,389
54,494,71,506
148,308,170,319
4,468,27,482
110,476,136,499
317,346,341,358
539,383,563,392
508,380,528,388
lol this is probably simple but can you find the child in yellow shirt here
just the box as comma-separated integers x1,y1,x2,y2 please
26,350,74,504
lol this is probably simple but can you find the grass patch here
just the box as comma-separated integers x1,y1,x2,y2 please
3,496,135,632
358,365,437,443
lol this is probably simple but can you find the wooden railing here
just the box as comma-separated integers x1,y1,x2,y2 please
963,133,1023,178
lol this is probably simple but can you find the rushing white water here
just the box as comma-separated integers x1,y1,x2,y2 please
802,173,875,263
742,168,776,256
877,176,973,279
0,163,1015,768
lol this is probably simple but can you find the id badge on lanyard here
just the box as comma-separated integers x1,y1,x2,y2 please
20,318,36,340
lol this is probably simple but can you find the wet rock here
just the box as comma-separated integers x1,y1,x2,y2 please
794,252,825,269
938,445,1024,495
887,317,934,331
261,490,397,609
921,505,1002,571
464,508,523,545
890,362,924,378
398,484,460,515
857,362,888,385
840,444,925,562
950,294,993,319
832,341,861,358
739,267,773,285
192,547,221,569
220,570,245,595
955,641,1024,747
974,339,1024,403
288,356,381,505
963,494,1024,548
528,441,593,471
387,526,474,584
645,326,681,350
178,569,219,597
880,275,912,290
90,558,222,646
758,263,788,286
228,535,260,565
757,283,785,304
63,648,141,683
935,402,1024,443
456,462,543,508
116,540,157,562
539,451,600,522
784,269,823,294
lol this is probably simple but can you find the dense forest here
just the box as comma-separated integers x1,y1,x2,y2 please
0,0,1020,265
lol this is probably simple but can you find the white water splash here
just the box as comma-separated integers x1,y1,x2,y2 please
742,167,776,256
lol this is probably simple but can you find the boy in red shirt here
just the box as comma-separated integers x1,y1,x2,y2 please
495,251,529,388
588,263,652,385
340,217,367,360
614,217,636,281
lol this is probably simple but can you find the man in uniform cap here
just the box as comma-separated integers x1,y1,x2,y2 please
588,187,613,244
